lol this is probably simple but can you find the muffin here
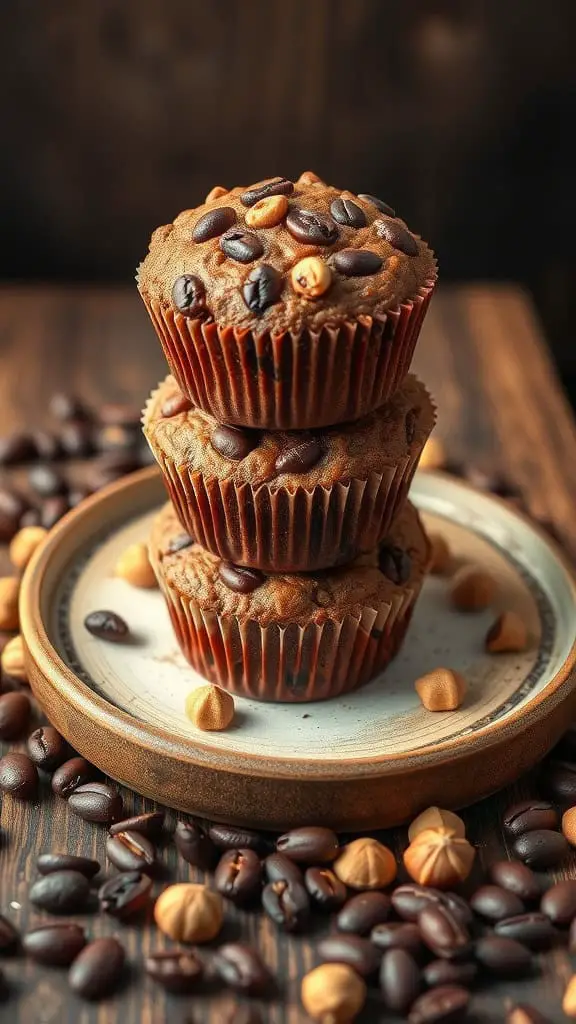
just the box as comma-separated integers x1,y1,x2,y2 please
144,373,435,572
137,172,437,429
149,500,430,702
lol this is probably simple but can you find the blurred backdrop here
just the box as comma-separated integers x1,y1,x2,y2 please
1,1,575,387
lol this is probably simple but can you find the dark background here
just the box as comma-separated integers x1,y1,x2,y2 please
1,0,576,385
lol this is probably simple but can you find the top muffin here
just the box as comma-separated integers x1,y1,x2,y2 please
137,171,437,335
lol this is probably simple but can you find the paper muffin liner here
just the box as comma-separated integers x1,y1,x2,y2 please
143,279,435,429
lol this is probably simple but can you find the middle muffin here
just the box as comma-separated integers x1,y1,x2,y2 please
144,373,435,572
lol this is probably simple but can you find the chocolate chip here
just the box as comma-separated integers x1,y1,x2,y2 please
167,532,194,553
161,391,193,417
0,752,38,800
36,853,101,878
84,610,130,642
214,849,262,905
276,826,339,864
219,562,265,593
171,273,205,316
274,438,323,474
23,924,86,966
494,913,557,950
68,781,123,824
240,178,294,207
220,228,264,263
0,915,19,954
174,820,218,870
512,829,569,870
336,892,391,935
474,936,532,977
317,935,380,978
192,206,236,242
330,197,367,228
334,249,383,276
286,208,339,246
380,949,421,1014
375,217,419,256
29,871,90,914
304,867,347,911
99,871,152,918
51,757,96,797
242,263,283,316
106,830,157,873
68,937,125,1000
28,464,67,499
109,811,165,839
502,799,558,837
408,985,470,1024
211,943,272,996
0,692,31,740
262,879,310,932
145,950,204,993
211,424,259,461
379,545,411,584
358,193,396,217
27,726,70,771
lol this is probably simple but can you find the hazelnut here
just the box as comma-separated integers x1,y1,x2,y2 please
415,668,467,712
333,837,396,891
563,975,576,1018
429,534,451,575
450,566,497,611
205,185,228,202
154,883,223,943
419,437,446,471
245,194,288,229
485,611,528,653
298,170,324,185
0,577,20,631
408,807,466,842
403,827,475,889
1,635,27,683
301,963,366,1023
185,685,235,731
115,542,157,589
561,807,576,847
9,526,48,571
291,257,332,299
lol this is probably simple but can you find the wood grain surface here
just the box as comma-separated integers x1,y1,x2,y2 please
1,283,576,1022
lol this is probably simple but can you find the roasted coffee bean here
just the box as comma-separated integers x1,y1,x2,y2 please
503,799,558,837
106,830,157,873
423,959,477,988
40,495,70,530
286,207,339,246
171,274,207,316
470,884,525,922
220,229,263,263
211,425,259,461
265,852,303,886
29,870,90,914
316,935,380,978
32,429,62,461
418,905,471,960
337,892,391,935
358,193,396,217
371,922,422,956
392,884,444,922
275,438,323,475
51,757,96,797
23,923,86,966
37,853,100,879
542,761,576,805
380,949,421,1014
208,822,270,853
276,826,339,864
240,177,294,207
0,752,38,799
212,943,272,995
261,879,310,932
99,870,152,918
68,781,123,824
0,691,31,740
144,949,204,993
408,985,470,1024
161,391,193,418
192,206,236,242
0,488,28,542
174,820,218,870
440,893,474,930
305,867,347,911
242,264,283,316
215,848,262,904
540,879,576,925
69,937,125,1000
375,217,419,256
475,935,532,977
109,811,165,839
0,432,36,466
84,610,129,642
218,563,265,594
488,860,541,902
512,829,569,869
59,420,94,458
49,393,90,423
506,1006,552,1024
0,914,19,953
334,249,383,276
167,532,194,554
494,912,557,950
379,544,411,584
28,464,67,499
27,726,70,771
330,197,367,228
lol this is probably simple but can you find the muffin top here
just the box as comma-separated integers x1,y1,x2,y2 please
150,500,430,627
137,171,437,334
144,374,435,490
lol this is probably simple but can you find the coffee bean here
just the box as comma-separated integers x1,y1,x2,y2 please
59,420,95,458
27,726,70,771
264,852,303,886
0,433,36,466
512,829,569,869
144,949,204,993
215,848,262,905
392,884,444,922
32,429,62,461
0,752,38,799
274,438,323,475
40,495,70,529
37,853,100,879
99,871,152,918
49,393,91,423
218,563,265,594
475,935,532,977
379,544,412,584
262,879,310,932
276,826,339,864
51,757,96,797
192,206,236,242
286,208,339,246
109,811,165,839
240,178,294,207
161,391,194,418
0,488,28,542
337,892,391,935
211,424,259,461
470,884,525,922
380,949,421,1014
68,781,123,824
242,264,283,315
0,915,19,953
84,609,129,643
540,879,576,925
488,860,541,902
503,799,558,837
28,464,67,499
174,820,218,870
375,217,419,256
304,867,347,911
167,532,194,554
542,760,576,805
212,943,272,996
220,228,264,263
506,1006,553,1024
69,937,125,1000
358,193,396,217
172,274,207,316
423,960,477,988
23,923,86,966
371,922,422,956
334,249,383,276
408,985,470,1024
439,893,474,930
316,935,380,978
208,822,270,853
494,913,557,950
330,197,367,228
418,905,471,960
30,870,90,914
106,830,157,873
0,691,31,740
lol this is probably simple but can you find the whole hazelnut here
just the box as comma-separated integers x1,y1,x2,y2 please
485,611,528,653
205,185,228,202
403,827,475,889
185,685,235,731
333,838,396,891
1,635,27,682
0,577,20,631
562,807,576,848
291,257,332,299
9,526,48,571
298,170,324,186
301,963,366,1022
450,565,497,611
115,542,158,588
245,194,289,229
154,883,223,943
408,807,466,843
415,668,467,712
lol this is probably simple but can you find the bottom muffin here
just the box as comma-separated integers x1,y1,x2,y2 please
150,501,430,703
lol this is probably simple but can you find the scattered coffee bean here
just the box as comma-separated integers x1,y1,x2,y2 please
304,867,347,911
423,959,477,988
262,879,310,932
0,691,31,740
336,892,391,935
265,852,304,886
275,438,323,475
218,562,265,593
330,197,367,227
494,913,557,950
23,923,86,966
37,853,100,878
380,949,421,1014
210,424,259,461
475,935,532,976
502,799,558,838
167,532,194,554
106,830,157,873
59,421,94,458
220,228,264,263
0,915,19,953
392,884,444,922
470,884,525,922
375,217,419,256
286,207,339,246
84,609,129,643
28,464,67,499
0,433,36,466
171,274,207,316
440,892,474,930
408,985,470,1024
214,848,262,904
540,879,576,925
358,193,396,217
26,726,69,771
371,922,422,956
29,870,90,914
418,904,471,960
51,757,96,797
32,429,62,461
488,860,541,902
542,761,576,805
99,871,152,918
276,826,339,864
208,822,270,853
240,178,294,207
379,544,412,584
174,820,218,870
212,943,272,996
0,752,38,800
242,264,283,316
49,393,90,423
316,935,380,978
68,781,123,824
0,488,28,542
192,206,236,242
144,949,204,993
334,249,383,276
69,937,125,1000
109,810,165,839
512,829,569,870
161,391,193,419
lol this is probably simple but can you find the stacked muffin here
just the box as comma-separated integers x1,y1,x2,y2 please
138,172,437,702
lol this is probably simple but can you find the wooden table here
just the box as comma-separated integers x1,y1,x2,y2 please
1,284,576,1023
